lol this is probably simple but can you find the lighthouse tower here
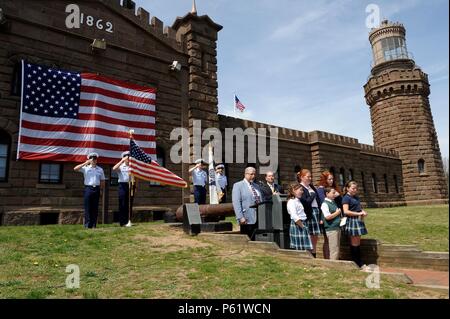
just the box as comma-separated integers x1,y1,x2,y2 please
364,20,448,203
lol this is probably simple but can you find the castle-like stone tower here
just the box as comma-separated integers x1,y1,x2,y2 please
364,20,448,203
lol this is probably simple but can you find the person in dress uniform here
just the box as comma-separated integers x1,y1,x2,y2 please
215,164,228,203
74,152,106,228
113,151,133,227
189,159,208,204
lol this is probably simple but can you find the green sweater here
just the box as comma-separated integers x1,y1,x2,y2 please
323,200,341,231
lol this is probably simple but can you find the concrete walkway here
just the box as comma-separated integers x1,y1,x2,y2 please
381,267,449,291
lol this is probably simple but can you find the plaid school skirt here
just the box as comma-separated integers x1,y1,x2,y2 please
306,207,322,235
345,216,368,236
289,220,313,251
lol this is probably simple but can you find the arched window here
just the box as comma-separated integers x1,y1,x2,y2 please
348,169,354,181
294,165,302,181
361,172,367,193
418,159,425,174
10,62,22,96
371,173,378,193
0,129,11,182
339,168,346,190
384,174,389,193
393,175,399,193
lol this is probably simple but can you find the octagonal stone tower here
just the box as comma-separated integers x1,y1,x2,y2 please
364,20,448,203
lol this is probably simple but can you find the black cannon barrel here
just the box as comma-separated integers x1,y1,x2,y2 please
175,203,235,221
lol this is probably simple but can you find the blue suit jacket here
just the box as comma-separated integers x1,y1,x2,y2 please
232,179,261,225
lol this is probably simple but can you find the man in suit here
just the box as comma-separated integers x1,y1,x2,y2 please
232,167,262,240
259,171,283,202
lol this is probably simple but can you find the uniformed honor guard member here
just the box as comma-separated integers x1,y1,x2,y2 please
113,151,132,227
74,152,106,228
215,164,228,203
189,159,208,204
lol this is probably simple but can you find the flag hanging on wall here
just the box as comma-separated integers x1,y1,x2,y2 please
129,139,187,188
17,61,156,164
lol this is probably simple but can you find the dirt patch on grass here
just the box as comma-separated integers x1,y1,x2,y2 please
133,229,212,253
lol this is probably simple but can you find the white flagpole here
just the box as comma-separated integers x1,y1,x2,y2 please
125,129,135,227
208,142,218,204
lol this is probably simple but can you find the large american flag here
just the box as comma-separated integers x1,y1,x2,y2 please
234,94,246,112
17,61,156,164
129,139,187,188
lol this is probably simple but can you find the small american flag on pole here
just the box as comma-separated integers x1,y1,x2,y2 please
129,139,187,188
234,94,246,112
17,61,156,164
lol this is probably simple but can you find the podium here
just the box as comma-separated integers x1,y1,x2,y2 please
255,194,290,248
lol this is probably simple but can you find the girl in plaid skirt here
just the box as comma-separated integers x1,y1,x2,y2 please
342,181,368,268
287,182,313,251
297,169,322,258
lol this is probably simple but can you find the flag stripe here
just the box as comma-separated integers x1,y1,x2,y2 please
131,166,185,184
21,114,155,137
82,73,157,94
19,151,123,164
81,86,154,105
19,144,155,159
80,93,155,112
19,133,155,150
76,113,155,129
79,99,156,117
130,171,186,187
20,120,155,142
78,106,155,124
131,160,185,182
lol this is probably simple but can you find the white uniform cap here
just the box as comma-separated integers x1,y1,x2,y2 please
121,151,130,158
194,158,205,164
87,152,99,159
215,164,225,169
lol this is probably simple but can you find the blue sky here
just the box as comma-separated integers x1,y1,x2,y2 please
134,0,449,159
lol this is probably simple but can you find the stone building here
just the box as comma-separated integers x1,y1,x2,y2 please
0,0,447,225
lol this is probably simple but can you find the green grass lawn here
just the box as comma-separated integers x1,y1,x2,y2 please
364,205,449,252
0,205,448,299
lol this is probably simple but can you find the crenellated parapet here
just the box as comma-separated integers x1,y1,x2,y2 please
99,0,182,51
218,116,400,159
360,143,399,158
308,131,359,149
364,67,430,105
368,21,405,43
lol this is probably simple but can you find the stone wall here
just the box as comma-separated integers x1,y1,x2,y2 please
218,115,405,207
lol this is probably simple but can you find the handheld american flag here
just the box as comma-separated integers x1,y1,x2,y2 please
17,61,156,164
234,95,246,112
129,139,187,188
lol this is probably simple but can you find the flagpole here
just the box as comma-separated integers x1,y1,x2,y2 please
125,129,134,227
